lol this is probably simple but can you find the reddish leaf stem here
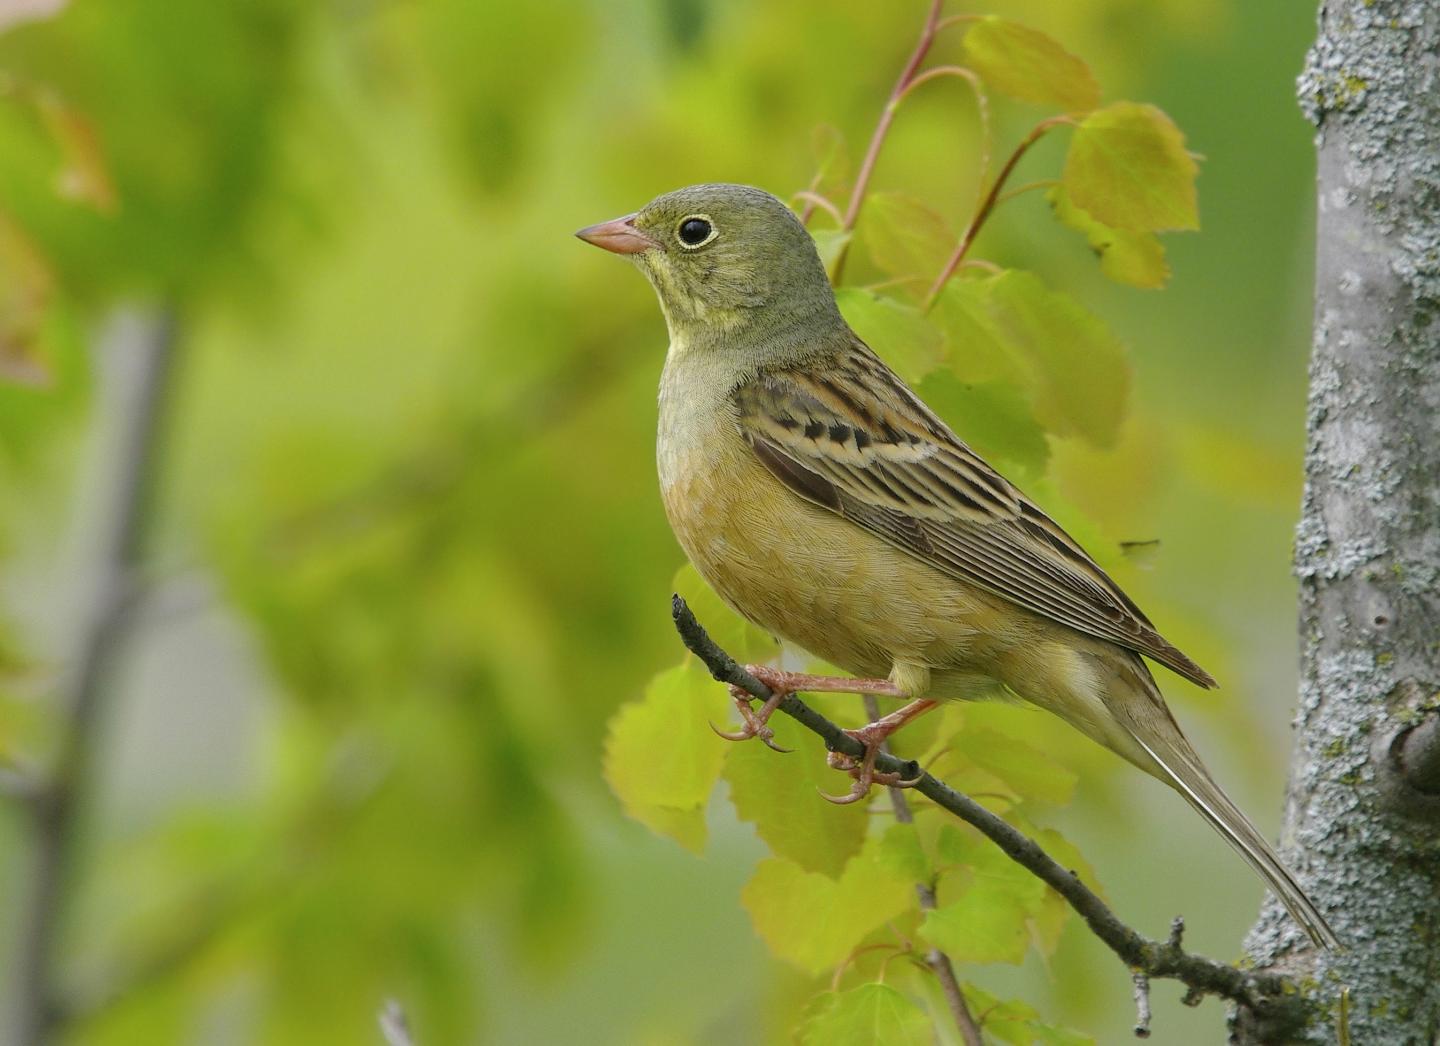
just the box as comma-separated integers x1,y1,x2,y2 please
923,116,1070,310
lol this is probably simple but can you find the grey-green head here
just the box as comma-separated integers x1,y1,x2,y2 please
576,183,841,344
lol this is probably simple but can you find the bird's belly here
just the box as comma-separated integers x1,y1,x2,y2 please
660,438,1004,686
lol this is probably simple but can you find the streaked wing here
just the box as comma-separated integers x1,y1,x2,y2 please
733,341,1216,688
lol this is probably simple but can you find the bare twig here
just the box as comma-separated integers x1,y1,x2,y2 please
10,308,180,1046
828,0,945,283
862,692,983,1046
379,999,417,1046
1132,971,1152,1038
671,595,1314,1038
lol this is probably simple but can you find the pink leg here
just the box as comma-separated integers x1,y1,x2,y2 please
710,665,908,752
821,698,939,805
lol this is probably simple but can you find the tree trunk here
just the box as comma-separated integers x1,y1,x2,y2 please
1238,2,1440,1043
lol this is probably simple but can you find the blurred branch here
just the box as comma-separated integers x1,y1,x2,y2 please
862,693,982,1046
671,595,1313,1039
379,1000,417,1046
11,307,180,1046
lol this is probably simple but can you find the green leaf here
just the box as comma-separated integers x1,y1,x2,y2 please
915,370,1049,479
874,822,929,882
1047,185,1170,289
920,826,1045,964
812,227,852,275
799,983,932,1046
837,288,945,385
741,835,914,974
962,17,1100,112
934,272,1130,448
1063,102,1199,232
962,985,1095,1046
856,191,955,282
723,714,868,877
956,727,1077,806
1027,825,1105,956
672,563,779,665
602,658,731,853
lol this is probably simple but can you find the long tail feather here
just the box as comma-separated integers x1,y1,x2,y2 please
1123,713,1339,950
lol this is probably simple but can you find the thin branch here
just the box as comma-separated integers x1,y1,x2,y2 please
1132,972,1152,1038
379,999,417,1046
863,692,982,1046
894,64,992,206
923,117,1071,310
11,308,180,1046
671,595,1314,1036
829,0,945,283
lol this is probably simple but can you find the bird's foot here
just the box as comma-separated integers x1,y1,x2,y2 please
818,698,938,805
708,665,800,753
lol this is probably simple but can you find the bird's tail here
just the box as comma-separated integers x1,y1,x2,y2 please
1108,659,1339,950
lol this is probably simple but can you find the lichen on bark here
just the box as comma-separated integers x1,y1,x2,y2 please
1238,2,1440,1043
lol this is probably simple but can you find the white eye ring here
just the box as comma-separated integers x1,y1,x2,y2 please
676,214,718,249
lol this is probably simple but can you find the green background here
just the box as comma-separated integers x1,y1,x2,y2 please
0,1,1318,1042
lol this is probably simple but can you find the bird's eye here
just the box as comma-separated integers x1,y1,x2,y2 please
676,215,715,248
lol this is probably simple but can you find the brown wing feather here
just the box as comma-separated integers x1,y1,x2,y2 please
733,342,1216,689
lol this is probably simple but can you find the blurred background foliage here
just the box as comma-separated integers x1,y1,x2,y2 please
0,0,1317,1043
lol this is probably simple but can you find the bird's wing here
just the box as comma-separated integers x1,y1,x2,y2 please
732,342,1216,688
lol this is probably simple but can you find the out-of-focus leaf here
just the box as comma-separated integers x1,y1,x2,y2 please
603,658,731,853
956,727,1077,806
962,17,1101,112
836,287,944,384
0,209,53,385
934,272,1131,448
856,192,954,282
723,713,868,877
741,834,913,974
1063,102,1199,232
33,88,116,211
812,227,852,275
874,821,929,882
920,825,1045,964
799,983,931,1046
915,370,1050,478
1048,185,1169,289
1027,825,1105,956
963,985,1095,1045
809,122,850,200
673,563,779,665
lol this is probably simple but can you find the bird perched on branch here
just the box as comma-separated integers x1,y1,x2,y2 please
577,182,1337,950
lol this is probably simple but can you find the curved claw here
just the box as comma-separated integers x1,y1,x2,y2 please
760,735,795,754
817,783,871,805
709,720,755,743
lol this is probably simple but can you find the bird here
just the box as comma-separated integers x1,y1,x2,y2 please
576,182,1338,950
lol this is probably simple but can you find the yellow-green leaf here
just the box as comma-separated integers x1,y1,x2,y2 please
856,191,955,283
1063,102,1199,232
724,714,868,877
915,371,1050,479
741,835,914,974
800,983,932,1046
812,228,853,276
921,825,1046,964
602,658,731,853
837,288,945,385
934,272,1131,448
956,727,1077,806
962,17,1100,112
672,563,779,665
1026,825,1104,957
1048,185,1170,289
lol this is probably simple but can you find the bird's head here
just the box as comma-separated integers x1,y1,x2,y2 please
576,183,840,345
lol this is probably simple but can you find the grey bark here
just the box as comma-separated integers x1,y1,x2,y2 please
1238,3,1440,1044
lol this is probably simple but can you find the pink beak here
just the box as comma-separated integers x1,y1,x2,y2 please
575,213,660,255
